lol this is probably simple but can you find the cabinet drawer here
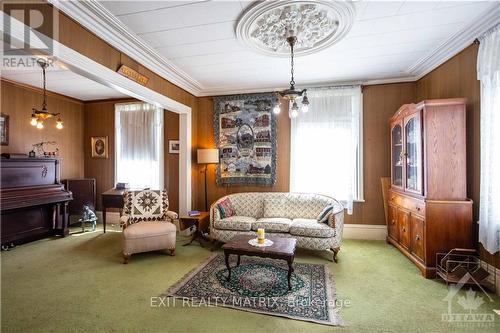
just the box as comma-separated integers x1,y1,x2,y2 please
410,215,425,262
389,192,425,216
397,209,411,249
388,203,398,241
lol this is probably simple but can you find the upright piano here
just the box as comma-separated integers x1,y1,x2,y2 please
0,157,73,248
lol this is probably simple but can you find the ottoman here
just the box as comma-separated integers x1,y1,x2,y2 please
122,221,177,264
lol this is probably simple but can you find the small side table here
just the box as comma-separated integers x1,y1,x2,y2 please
101,188,125,233
180,212,210,247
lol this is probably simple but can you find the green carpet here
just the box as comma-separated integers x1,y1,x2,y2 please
1,225,499,333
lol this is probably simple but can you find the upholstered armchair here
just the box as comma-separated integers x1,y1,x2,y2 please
120,189,178,264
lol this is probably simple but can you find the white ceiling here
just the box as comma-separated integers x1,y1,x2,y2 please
1,62,128,101
96,0,494,94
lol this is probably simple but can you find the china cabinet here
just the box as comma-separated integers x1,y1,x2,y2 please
387,99,473,278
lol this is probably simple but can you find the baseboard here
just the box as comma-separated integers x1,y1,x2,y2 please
343,223,387,240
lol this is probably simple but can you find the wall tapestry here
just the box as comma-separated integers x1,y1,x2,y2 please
214,93,277,186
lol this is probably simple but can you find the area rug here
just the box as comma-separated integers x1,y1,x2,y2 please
162,253,343,326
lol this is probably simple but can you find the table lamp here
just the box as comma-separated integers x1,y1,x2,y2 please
197,148,219,211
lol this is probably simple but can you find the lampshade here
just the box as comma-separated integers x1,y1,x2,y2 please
197,148,219,164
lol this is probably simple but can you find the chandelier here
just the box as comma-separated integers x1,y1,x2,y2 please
273,33,309,118
30,59,63,130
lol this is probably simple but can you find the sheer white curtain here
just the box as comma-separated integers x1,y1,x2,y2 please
477,24,500,254
115,102,164,189
290,86,362,214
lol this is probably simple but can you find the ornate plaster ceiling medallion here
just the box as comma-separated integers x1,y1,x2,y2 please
236,0,355,57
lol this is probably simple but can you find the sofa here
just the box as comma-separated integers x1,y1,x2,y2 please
210,192,344,262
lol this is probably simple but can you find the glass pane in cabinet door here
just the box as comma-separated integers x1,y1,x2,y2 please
405,117,422,192
391,124,403,187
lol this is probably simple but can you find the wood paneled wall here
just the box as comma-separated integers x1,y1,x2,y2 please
194,84,416,225
164,111,180,213
83,100,119,211
416,44,480,222
0,80,84,179
416,44,499,267
356,83,416,224
194,97,291,211
83,99,180,212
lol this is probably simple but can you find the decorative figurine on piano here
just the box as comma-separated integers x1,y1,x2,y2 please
79,204,98,232
32,141,59,157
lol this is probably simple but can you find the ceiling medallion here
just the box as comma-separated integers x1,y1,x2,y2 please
236,0,355,57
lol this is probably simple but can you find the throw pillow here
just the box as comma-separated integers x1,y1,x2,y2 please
124,189,169,223
217,197,235,219
317,205,334,223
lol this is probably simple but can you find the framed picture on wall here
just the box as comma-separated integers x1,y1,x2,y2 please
169,140,180,154
91,136,108,158
0,113,9,146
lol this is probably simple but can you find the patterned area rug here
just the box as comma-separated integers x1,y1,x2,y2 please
163,254,343,326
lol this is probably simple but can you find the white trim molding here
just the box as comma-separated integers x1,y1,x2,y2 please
48,0,203,96
343,224,387,241
407,2,500,78
49,1,500,97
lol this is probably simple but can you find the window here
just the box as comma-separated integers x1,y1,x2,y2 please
477,24,500,254
290,86,363,214
115,102,163,189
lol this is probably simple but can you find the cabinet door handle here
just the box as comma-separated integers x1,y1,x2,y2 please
391,219,395,225
402,227,406,232
416,206,421,211
415,235,420,241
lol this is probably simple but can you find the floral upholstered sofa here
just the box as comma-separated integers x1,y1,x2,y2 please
210,192,344,262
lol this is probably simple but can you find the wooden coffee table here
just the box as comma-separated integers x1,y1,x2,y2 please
222,234,297,290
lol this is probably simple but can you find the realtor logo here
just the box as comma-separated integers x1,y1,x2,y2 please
442,272,495,328
2,1,58,56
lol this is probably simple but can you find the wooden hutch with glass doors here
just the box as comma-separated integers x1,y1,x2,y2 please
387,98,473,278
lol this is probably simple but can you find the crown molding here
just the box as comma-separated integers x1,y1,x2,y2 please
407,2,500,79
198,75,419,97
49,1,499,97
48,0,203,96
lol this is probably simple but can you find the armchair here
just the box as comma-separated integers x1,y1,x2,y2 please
120,189,178,264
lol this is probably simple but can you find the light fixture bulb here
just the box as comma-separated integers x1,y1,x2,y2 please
301,104,309,113
290,102,299,118
56,118,63,129
273,104,281,114
36,121,44,129
30,114,38,126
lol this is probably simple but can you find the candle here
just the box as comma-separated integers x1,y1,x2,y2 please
257,228,265,244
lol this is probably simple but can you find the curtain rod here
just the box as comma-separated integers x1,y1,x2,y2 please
308,84,361,90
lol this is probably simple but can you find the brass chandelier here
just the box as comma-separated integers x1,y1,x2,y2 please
273,33,309,118
30,59,63,130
